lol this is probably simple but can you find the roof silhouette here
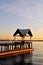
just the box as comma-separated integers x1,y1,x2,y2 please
13,29,33,37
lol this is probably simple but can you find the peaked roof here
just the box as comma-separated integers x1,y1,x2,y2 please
13,29,33,37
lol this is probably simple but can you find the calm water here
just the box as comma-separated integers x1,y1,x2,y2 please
0,41,43,65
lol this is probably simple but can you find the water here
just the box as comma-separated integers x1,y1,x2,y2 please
0,41,43,65
32,41,43,65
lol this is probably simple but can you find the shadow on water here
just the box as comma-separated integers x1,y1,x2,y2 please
14,54,33,65
0,53,34,65
14,53,33,65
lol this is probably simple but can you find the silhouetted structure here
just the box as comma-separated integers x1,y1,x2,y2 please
0,28,34,58
13,29,33,36
13,29,33,50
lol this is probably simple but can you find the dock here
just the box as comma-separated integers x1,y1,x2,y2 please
0,29,34,58
0,48,34,58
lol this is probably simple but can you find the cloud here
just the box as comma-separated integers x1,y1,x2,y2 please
0,0,43,15
0,0,43,23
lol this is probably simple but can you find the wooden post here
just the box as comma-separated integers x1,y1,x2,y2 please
9,46,10,50
1,46,2,52
10,45,12,50
12,45,13,50
28,43,30,48
22,36,25,41
10,45,11,50
11,45,12,50
9,45,11,50
29,36,31,48
7,45,9,51
4,46,5,51
29,42,32,48
13,45,14,50
15,44,16,50
20,45,21,49
30,36,31,42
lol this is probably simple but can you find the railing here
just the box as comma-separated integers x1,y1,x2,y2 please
0,41,32,52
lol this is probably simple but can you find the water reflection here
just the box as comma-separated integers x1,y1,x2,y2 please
13,53,33,65
0,41,43,65
0,53,33,65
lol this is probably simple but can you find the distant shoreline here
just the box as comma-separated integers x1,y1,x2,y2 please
32,40,43,42
0,40,43,41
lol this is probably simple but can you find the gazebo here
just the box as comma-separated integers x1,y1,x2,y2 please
0,29,34,58
13,29,33,49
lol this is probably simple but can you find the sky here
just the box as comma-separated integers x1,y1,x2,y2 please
0,0,43,40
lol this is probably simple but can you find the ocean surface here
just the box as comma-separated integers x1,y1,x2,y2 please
0,41,43,65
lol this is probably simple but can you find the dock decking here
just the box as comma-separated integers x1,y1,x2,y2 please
0,48,34,58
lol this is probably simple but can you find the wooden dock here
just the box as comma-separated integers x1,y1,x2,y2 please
0,48,34,58
0,29,34,58
0,41,34,58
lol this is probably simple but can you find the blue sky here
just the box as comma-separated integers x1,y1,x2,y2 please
0,0,43,39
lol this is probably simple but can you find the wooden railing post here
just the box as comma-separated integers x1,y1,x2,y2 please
1,46,2,52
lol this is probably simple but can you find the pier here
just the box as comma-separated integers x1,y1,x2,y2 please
0,29,34,58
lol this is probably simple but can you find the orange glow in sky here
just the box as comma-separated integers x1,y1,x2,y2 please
0,34,43,40
0,0,43,40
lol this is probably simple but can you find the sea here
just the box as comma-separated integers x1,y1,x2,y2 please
0,41,43,65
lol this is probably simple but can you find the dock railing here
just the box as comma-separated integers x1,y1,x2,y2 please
0,40,33,52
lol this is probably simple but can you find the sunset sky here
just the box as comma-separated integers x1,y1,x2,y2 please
0,0,43,40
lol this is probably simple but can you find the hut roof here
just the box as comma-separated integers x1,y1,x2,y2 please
13,29,33,37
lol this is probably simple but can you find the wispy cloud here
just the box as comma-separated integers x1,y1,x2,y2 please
0,0,43,25
0,0,43,16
